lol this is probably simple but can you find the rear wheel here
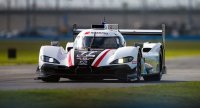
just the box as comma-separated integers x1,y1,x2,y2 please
41,76,60,82
143,50,163,81
135,50,142,82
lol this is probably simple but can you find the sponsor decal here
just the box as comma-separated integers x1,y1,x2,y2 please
91,32,108,35
79,60,88,65
85,31,108,35
85,31,90,34
77,51,97,58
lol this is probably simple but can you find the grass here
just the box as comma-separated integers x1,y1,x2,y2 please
165,41,200,58
0,82,200,108
0,40,200,65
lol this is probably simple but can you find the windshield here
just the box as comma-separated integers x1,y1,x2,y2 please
83,37,122,49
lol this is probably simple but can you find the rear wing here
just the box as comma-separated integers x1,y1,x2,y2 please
119,24,165,49
72,24,88,37
119,29,162,35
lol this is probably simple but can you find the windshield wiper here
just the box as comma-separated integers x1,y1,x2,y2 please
88,32,96,51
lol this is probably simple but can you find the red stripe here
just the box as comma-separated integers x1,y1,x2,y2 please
93,49,110,67
68,51,72,67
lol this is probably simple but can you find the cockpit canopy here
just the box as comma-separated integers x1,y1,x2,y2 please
73,30,125,49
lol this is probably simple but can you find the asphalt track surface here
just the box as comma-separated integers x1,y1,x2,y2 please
0,57,200,90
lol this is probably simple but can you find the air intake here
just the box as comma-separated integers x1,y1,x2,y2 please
143,48,152,52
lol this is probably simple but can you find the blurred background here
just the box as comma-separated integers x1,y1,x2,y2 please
0,0,200,65
0,0,200,39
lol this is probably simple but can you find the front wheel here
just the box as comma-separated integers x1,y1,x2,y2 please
120,50,142,82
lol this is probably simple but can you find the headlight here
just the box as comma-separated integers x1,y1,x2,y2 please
40,55,60,64
110,56,134,64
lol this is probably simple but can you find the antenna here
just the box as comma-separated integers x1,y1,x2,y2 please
102,17,107,25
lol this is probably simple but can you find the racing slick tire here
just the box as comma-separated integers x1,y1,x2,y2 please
143,50,163,81
41,76,60,82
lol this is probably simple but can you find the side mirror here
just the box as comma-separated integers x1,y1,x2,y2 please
67,47,73,52
66,42,74,52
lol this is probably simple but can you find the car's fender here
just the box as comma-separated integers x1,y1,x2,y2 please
39,46,67,67
66,42,74,53
142,42,162,74
95,46,140,69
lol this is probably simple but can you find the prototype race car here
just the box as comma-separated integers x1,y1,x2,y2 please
36,23,166,82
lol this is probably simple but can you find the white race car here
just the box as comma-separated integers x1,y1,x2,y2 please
36,24,166,82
